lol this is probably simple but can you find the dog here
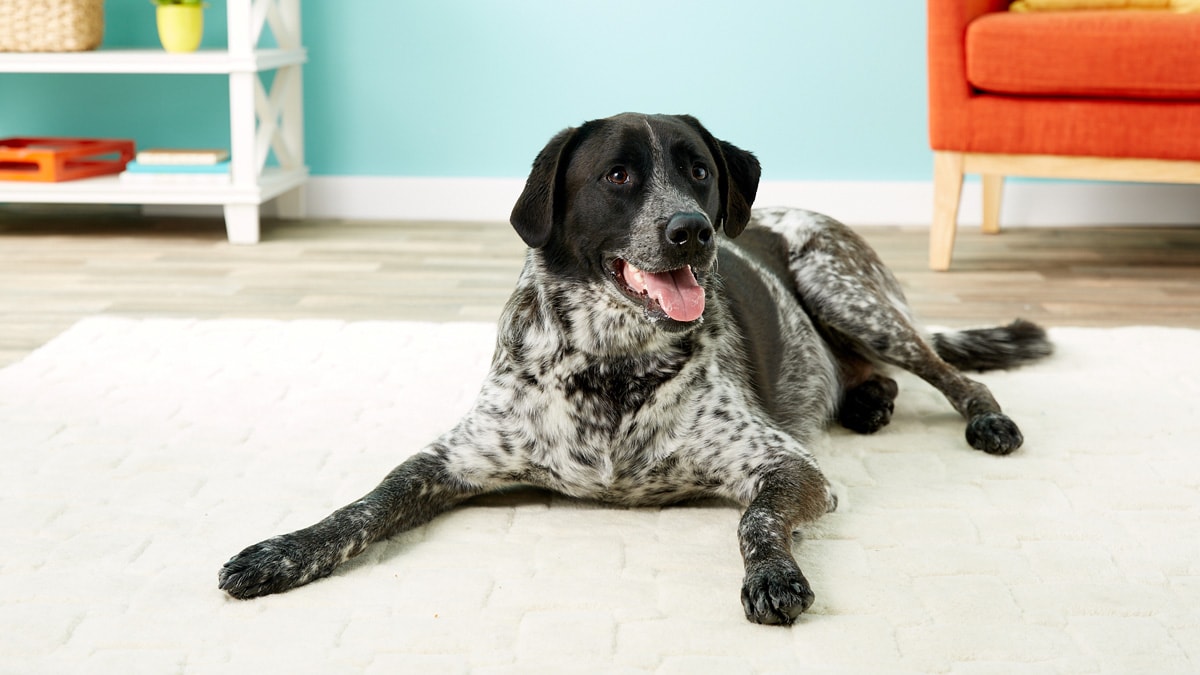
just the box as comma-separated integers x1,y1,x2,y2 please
219,113,1051,625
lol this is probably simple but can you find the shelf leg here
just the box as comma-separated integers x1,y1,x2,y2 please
224,204,261,244
274,185,307,219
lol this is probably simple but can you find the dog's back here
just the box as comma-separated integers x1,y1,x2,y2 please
712,229,840,443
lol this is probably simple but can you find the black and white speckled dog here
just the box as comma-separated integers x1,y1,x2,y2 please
219,113,1051,625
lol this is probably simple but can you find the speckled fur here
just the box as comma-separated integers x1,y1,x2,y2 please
219,114,1052,625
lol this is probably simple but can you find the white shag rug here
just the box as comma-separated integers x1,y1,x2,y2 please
1,318,1198,674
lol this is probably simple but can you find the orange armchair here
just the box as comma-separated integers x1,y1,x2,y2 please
927,0,1200,269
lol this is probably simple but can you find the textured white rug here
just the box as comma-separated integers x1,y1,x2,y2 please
1,318,1198,674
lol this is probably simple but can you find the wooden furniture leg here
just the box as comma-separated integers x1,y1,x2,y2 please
982,174,1004,235
931,151,965,271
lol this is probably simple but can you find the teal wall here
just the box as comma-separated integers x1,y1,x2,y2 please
1,0,931,181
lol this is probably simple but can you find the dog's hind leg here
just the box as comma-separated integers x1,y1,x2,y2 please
219,449,487,599
763,209,1027,454
837,368,899,435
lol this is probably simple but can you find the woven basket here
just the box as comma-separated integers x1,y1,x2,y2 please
0,0,105,52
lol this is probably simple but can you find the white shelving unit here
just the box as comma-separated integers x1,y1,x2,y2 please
0,0,307,244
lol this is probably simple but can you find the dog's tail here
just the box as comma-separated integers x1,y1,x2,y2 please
931,319,1053,372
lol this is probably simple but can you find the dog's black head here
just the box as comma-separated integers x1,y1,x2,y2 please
510,113,761,330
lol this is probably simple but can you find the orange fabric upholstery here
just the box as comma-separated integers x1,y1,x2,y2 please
967,12,1200,100
927,0,1200,270
927,0,1011,152
928,0,1200,160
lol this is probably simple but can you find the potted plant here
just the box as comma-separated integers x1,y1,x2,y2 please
152,0,207,53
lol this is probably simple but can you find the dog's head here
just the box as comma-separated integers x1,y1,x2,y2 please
510,113,761,330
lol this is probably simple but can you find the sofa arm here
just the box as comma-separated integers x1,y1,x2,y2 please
928,0,1011,149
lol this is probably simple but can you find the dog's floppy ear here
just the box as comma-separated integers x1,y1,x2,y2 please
510,126,579,248
715,139,761,238
678,115,761,238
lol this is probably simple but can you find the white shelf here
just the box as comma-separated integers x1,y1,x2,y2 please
0,167,309,205
0,0,307,244
0,48,307,74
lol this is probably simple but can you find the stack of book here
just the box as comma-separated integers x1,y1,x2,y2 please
119,148,231,185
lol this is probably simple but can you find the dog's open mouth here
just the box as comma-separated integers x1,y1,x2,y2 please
611,259,706,323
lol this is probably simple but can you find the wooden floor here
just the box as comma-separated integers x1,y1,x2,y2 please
3,207,1200,368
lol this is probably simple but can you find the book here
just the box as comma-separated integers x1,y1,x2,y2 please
122,160,231,174
135,148,230,165
119,160,231,184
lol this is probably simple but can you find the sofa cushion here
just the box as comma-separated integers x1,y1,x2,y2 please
966,11,1200,99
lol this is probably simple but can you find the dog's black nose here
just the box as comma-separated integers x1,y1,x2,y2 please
665,213,714,253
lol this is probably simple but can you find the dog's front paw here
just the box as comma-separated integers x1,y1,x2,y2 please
741,559,815,625
218,534,328,599
966,412,1023,455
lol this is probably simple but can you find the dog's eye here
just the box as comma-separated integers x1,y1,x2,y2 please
606,167,631,185
692,164,709,181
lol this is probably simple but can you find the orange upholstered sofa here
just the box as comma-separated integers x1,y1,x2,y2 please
927,0,1200,269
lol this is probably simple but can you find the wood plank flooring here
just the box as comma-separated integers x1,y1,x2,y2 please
3,207,1199,368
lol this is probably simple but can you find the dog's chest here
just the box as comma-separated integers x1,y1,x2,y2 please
497,344,715,499
536,348,690,440
559,350,687,424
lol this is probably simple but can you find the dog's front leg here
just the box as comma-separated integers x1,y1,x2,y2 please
219,450,482,599
738,456,834,625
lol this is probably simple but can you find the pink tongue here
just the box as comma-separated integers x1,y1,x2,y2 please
623,263,706,322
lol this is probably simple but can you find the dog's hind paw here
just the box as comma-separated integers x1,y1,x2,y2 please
837,376,898,435
740,559,815,625
218,534,329,599
966,412,1023,455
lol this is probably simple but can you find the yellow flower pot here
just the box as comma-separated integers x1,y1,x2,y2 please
156,5,205,53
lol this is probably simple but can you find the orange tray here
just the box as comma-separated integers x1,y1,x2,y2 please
0,137,136,182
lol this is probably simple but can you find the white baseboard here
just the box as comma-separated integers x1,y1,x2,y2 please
148,176,1200,227
304,176,527,222
760,180,1200,227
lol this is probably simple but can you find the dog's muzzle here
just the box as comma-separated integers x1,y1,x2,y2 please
664,212,714,257
609,212,715,324
613,261,706,323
